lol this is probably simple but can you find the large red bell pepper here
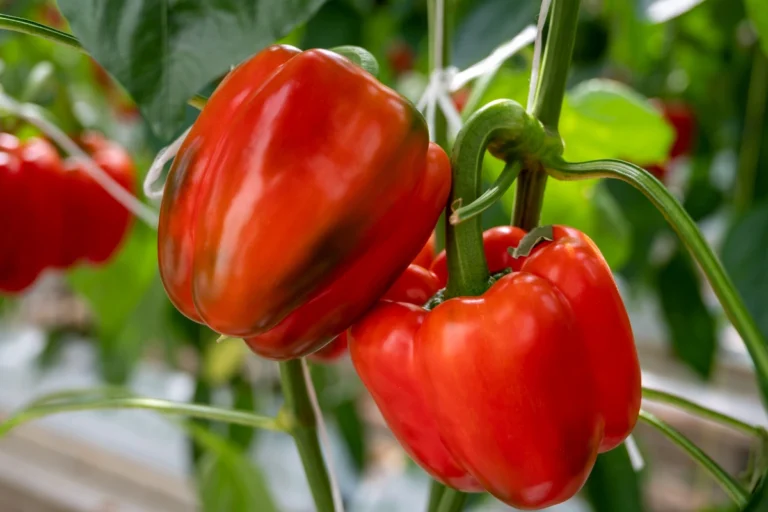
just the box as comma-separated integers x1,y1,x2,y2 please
158,45,450,359
350,225,640,509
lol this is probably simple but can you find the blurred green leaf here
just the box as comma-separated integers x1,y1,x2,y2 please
203,338,248,386
453,0,537,68
190,425,277,512
722,201,768,341
584,445,645,512
744,476,768,511
657,251,717,379
562,79,674,163
67,222,157,382
331,397,366,472
302,0,363,49
746,0,768,57
57,0,328,141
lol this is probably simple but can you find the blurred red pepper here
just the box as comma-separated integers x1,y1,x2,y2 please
386,41,415,77
61,134,136,266
158,45,450,360
350,226,640,508
0,135,64,293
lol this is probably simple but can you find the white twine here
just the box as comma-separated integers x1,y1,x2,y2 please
144,127,191,200
0,92,159,228
527,0,553,111
415,0,538,141
301,358,345,512
625,434,646,472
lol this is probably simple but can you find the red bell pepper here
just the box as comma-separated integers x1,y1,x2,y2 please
350,225,640,509
311,263,441,362
159,45,450,359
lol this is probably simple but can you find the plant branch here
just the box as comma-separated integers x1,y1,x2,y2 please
513,0,580,230
279,359,337,512
436,488,469,512
639,410,749,506
0,396,285,437
546,158,768,406
0,14,82,50
642,388,762,437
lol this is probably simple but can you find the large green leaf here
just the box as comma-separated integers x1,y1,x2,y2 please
656,251,717,379
722,201,768,342
561,79,674,163
57,0,328,140
584,445,645,512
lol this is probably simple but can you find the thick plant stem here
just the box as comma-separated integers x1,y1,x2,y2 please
279,360,336,512
639,410,748,507
642,388,762,436
427,480,447,512
437,488,469,512
513,0,581,229
547,158,768,406
735,47,768,214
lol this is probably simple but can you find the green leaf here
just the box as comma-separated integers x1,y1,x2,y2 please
584,445,645,512
561,79,674,164
193,427,278,512
744,477,768,511
746,0,768,57
67,222,158,382
57,0,328,140
453,0,537,68
656,251,717,379
722,201,768,342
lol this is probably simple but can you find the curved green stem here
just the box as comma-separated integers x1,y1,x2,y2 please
512,0,580,230
279,359,336,512
426,479,447,512
639,410,749,506
546,158,768,405
0,14,82,50
0,396,285,437
445,100,534,298
450,160,521,224
642,388,762,437
436,488,468,512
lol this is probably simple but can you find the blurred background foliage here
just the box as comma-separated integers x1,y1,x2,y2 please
1,0,768,510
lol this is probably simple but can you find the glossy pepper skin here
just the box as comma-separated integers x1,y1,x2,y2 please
310,263,440,362
159,45,450,359
430,225,525,285
349,301,482,491
351,226,639,509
